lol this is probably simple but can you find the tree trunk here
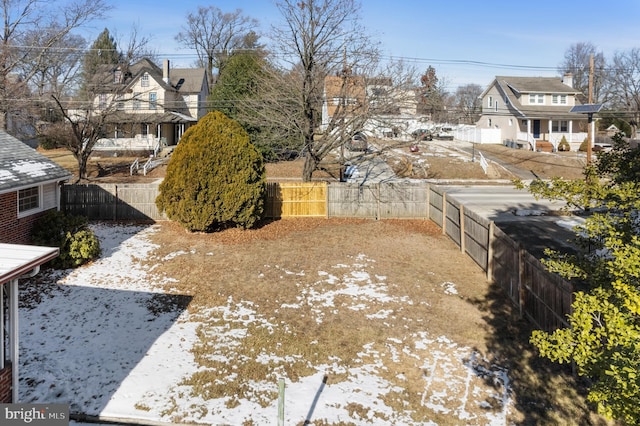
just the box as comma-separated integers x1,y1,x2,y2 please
302,154,318,182
76,150,91,181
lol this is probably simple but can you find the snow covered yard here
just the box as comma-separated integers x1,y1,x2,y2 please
19,223,512,425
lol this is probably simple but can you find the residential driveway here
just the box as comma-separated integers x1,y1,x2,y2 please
345,156,397,184
442,184,584,258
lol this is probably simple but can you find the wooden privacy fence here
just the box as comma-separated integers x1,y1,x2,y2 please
428,185,572,332
62,183,167,221
264,182,327,218
61,181,574,331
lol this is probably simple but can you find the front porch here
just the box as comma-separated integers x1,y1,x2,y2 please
94,135,167,157
517,122,588,152
96,111,198,155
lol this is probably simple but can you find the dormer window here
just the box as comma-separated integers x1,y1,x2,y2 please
529,94,544,104
114,70,122,83
552,94,567,105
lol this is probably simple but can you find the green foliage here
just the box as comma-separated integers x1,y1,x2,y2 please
156,111,265,232
209,52,263,119
208,52,303,160
579,137,589,152
598,116,633,137
31,210,101,269
596,132,640,183
81,28,121,97
523,130,640,422
38,135,58,150
558,135,570,151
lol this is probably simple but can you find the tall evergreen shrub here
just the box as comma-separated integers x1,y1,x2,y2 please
156,111,265,231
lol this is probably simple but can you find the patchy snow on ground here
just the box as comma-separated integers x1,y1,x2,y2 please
19,223,511,425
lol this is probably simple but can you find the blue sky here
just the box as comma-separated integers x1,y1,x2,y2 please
81,0,640,90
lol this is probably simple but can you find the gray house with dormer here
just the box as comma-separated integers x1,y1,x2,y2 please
477,74,589,151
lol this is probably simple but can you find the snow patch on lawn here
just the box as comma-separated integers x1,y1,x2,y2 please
20,223,512,425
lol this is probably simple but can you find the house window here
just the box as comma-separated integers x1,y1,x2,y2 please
18,186,40,214
552,120,568,132
529,94,544,104
98,94,107,109
116,95,124,111
495,101,498,112
552,94,567,105
509,118,513,126
149,92,157,110
488,119,492,127
114,70,122,84
488,96,493,107
133,92,141,110
141,74,149,87
141,123,149,136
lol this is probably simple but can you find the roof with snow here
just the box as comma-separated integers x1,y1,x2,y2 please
0,130,72,194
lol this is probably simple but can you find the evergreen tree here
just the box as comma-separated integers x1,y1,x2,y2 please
156,111,265,231
209,51,264,120
81,28,121,94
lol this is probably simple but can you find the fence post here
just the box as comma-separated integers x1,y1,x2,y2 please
486,221,495,282
376,183,381,220
113,184,118,221
441,192,447,235
278,378,285,426
425,183,431,220
459,204,465,253
518,244,525,319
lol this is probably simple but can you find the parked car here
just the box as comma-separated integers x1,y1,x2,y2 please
346,132,368,151
411,128,433,141
435,126,454,140
593,143,613,153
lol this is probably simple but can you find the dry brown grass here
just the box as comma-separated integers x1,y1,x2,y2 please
37,144,603,423
142,218,599,424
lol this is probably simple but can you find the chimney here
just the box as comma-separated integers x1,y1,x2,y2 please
562,72,573,88
163,59,170,84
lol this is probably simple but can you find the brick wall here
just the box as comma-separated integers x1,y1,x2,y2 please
0,363,12,402
0,192,47,244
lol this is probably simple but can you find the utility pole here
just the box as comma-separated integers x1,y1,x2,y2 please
587,54,594,165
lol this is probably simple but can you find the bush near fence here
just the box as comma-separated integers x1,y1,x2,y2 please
61,182,573,331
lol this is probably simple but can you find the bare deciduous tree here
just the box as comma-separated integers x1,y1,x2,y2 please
175,6,259,85
609,48,640,138
558,42,607,102
21,26,86,99
0,0,110,133
255,0,420,182
453,83,483,124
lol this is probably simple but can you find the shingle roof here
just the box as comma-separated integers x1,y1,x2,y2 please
491,76,585,120
171,68,207,93
0,131,72,194
496,76,581,95
91,58,206,95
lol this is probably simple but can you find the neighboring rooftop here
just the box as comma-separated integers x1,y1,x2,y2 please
0,130,72,193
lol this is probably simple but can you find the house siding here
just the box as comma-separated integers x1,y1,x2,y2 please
0,191,51,244
479,85,519,141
